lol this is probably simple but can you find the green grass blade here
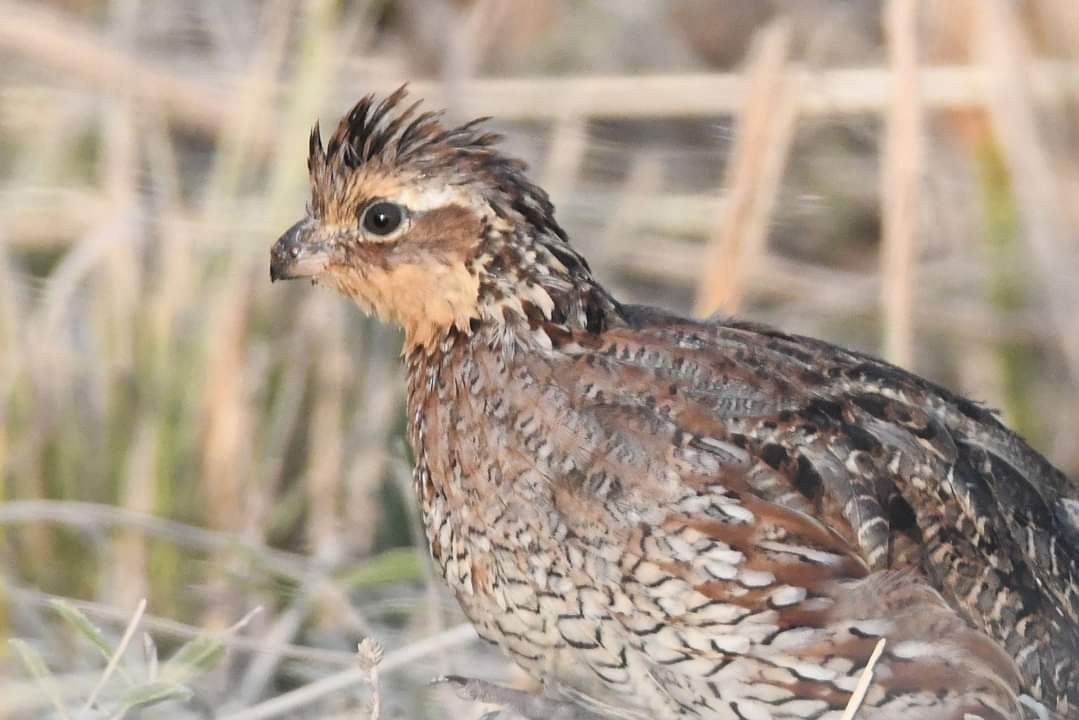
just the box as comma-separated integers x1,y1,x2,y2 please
160,634,226,686
8,638,72,720
49,599,114,661
113,680,193,717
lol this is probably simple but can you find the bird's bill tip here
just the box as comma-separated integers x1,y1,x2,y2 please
270,219,330,282
270,253,330,282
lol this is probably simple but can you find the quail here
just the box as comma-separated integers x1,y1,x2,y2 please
271,88,1079,720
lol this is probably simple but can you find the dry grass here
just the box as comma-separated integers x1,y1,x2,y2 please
879,0,923,367
1,1,1077,718
694,19,798,316
838,638,887,720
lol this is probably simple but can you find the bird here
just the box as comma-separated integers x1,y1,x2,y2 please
270,88,1079,720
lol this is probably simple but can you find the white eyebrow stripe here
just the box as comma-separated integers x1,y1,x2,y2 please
394,184,477,213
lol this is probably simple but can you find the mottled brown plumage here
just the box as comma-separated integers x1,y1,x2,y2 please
270,89,1079,720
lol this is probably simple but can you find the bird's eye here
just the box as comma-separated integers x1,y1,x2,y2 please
362,201,404,236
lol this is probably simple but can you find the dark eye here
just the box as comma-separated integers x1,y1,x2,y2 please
362,201,404,236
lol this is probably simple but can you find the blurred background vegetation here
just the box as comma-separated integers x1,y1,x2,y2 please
1,0,1077,717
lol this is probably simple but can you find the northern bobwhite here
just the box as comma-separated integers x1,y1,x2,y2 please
270,89,1079,720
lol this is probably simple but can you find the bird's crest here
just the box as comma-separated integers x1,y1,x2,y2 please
307,86,507,213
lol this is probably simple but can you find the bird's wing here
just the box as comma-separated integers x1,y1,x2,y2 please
543,315,1078,716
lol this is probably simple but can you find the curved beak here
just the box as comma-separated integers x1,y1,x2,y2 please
270,218,331,281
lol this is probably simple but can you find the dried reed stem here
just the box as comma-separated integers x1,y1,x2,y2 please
199,282,254,580
219,623,479,720
7,582,358,667
345,357,401,558
111,419,156,608
880,0,924,367
839,638,887,720
1038,0,1079,55
235,583,315,704
598,153,665,274
0,0,269,151
304,299,348,561
627,243,1045,344
541,113,590,211
695,21,797,316
978,0,1079,381
3,1,1078,139
81,597,146,714
386,65,1079,120
0,500,310,580
356,638,383,720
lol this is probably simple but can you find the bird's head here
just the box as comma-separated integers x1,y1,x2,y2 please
270,87,599,350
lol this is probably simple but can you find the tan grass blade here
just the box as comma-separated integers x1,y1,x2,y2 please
695,20,798,316
880,0,924,367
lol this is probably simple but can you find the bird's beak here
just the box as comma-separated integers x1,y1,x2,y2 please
270,219,332,282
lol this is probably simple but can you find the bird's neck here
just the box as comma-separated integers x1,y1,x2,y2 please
398,265,620,600
401,267,615,472
401,315,539,593
400,226,624,496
